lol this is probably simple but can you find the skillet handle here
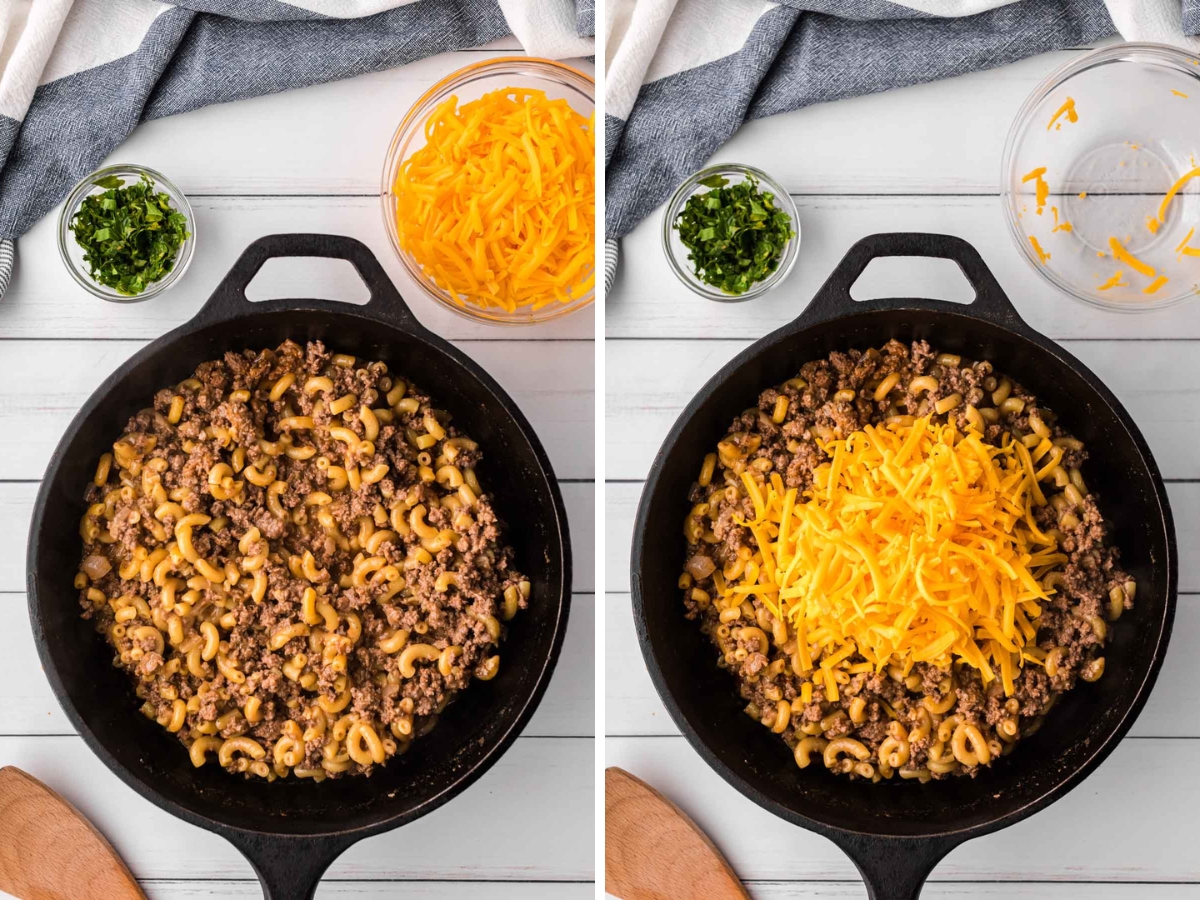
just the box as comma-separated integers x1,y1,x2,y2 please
832,834,960,900
798,232,1027,331
224,831,358,900
194,233,420,328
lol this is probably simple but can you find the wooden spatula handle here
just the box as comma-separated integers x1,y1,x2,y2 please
0,766,146,900
605,766,750,900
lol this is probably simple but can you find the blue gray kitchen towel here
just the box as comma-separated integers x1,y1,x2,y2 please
0,0,593,301
604,0,1200,292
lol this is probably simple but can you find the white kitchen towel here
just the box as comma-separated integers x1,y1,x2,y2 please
0,0,594,301
1108,0,1200,48
604,0,1200,293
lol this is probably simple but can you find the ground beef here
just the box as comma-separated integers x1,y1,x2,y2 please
682,340,1132,781
78,340,529,780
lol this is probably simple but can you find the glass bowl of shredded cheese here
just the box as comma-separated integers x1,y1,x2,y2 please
1003,42,1200,312
382,57,595,325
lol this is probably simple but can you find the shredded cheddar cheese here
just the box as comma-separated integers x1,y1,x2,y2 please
1108,236,1156,277
1154,166,1200,229
1172,89,1190,98
1176,226,1200,257
1050,206,1072,233
730,417,1056,699
1097,271,1127,291
1047,97,1078,130
1144,274,1169,294
393,87,595,313
1022,167,1050,215
1028,235,1050,264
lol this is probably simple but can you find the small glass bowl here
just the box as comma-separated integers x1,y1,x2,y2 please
58,164,195,303
381,57,595,326
662,163,800,302
1002,42,1200,312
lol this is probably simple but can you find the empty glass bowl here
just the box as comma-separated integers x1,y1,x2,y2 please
1003,43,1200,312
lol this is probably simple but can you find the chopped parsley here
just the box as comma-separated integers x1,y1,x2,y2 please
69,174,190,296
674,173,794,296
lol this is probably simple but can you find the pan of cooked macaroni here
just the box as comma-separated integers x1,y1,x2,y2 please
631,233,1176,900
26,233,571,900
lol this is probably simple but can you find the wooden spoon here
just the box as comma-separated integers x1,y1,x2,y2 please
0,766,145,899
605,766,750,900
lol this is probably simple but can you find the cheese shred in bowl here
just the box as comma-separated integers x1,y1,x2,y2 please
392,86,595,314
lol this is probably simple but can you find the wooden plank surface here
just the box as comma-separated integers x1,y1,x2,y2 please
610,884,1200,900
95,42,1047,197
605,38,1200,897
604,735,1197,883
606,196,1200,341
149,884,593,900
605,337,1200,480
681,48,1106,197
742,887,1200,900
1,195,594,341
0,40,596,897
0,735,592,883
107,44,587,197
0,337,594,481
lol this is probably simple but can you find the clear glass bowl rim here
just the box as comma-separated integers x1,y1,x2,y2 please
660,162,802,303
1000,41,1200,314
57,163,196,303
379,56,596,326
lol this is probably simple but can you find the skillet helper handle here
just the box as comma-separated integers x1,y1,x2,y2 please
196,233,420,328
225,831,358,900
834,834,959,900
800,232,1026,330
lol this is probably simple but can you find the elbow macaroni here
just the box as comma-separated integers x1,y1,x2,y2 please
75,340,529,780
679,339,1133,782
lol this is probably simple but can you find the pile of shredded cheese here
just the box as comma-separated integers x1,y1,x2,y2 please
393,88,595,313
732,416,1062,700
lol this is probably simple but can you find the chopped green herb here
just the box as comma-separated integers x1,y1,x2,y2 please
673,174,794,295
69,174,190,296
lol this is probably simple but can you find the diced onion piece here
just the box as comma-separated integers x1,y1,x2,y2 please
82,554,112,580
685,554,717,581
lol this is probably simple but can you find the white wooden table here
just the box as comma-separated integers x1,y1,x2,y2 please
605,43,1200,899
0,39,595,900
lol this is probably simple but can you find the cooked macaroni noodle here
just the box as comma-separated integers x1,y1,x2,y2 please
77,340,530,780
681,340,1133,780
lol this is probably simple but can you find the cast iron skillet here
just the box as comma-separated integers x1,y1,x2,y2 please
631,233,1176,899
27,234,572,900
